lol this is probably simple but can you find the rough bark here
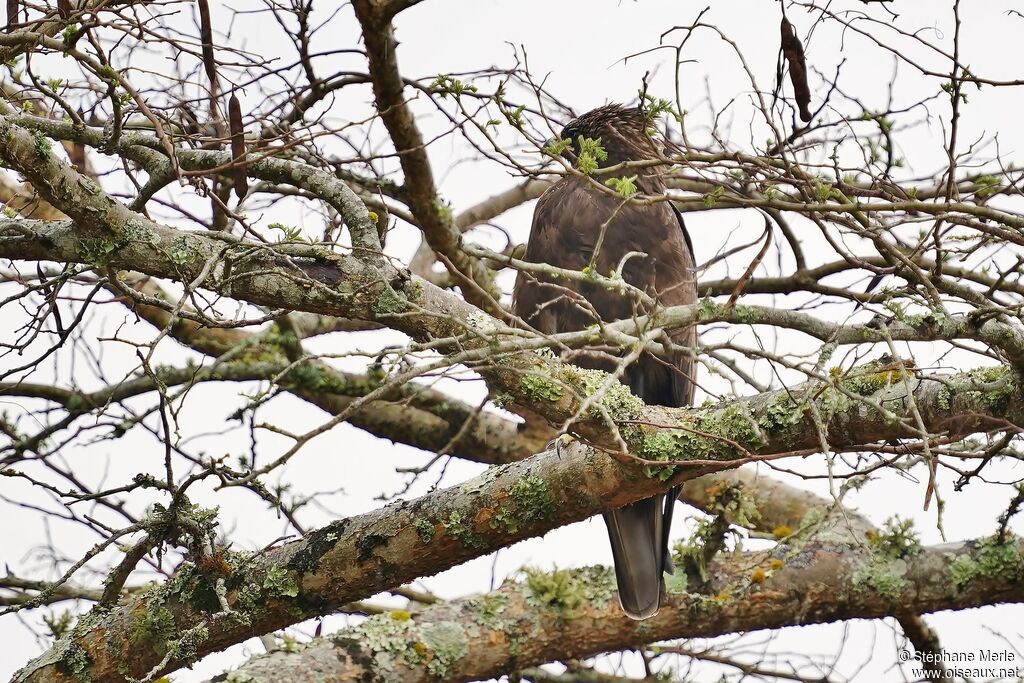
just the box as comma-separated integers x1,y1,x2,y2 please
11,362,1024,683
210,538,1024,682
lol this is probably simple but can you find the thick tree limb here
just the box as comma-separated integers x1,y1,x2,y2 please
4,106,1024,683
110,275,550,463
12,361,1024,682
210,537,1024,682
4,208,1024,451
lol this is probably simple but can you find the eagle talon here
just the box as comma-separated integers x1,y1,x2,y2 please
545,433,575,457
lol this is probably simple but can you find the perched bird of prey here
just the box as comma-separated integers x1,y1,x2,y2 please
512,104,697,620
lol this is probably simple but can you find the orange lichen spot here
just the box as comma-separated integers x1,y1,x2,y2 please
706,480,729,500
769,558,784,570
750,569,766,583
390,610,412,621
772,525,793,539
197,553,231,577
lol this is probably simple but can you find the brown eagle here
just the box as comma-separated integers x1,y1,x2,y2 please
512,104,697,620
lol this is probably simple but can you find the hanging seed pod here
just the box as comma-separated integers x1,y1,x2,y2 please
6,0,19,32
69,142,87,173
228,93,248,199
780,17,813,122
57,0,71,20
198,0,218,101
69,106,87,173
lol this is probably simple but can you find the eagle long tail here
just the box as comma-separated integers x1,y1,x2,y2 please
603,487,678,620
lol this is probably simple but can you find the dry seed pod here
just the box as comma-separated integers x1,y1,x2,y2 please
228,93,248,199
69,141,87,173
6,0,18,31
69,106,87,173
57,0,71,20
781,17,813,122
198,0,218,99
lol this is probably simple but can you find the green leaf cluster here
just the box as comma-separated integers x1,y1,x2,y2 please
574,135,607,175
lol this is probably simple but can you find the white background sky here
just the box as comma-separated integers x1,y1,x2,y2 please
3,1,1024,681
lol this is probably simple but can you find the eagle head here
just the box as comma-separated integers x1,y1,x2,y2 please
556,103,659,168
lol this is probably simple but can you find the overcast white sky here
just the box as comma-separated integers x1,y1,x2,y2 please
3,1,1024,681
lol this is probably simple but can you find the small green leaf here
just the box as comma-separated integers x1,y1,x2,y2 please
604,174,639,198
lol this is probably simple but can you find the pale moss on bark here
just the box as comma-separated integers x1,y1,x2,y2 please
522,565,616,617
333,611,469,681
373,286,409,316
490,475,555,534
519,373,565,403
557,365,645,421
949,534,1023,588
441,510,486,549
637,401,767,479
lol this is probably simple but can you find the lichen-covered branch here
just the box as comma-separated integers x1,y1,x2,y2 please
4,208,1024,455
110,275,550,464
13,359,1024,682
209,536,1024,683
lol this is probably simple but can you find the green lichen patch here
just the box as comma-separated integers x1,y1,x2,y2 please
178,571,221,614
334,612,469,680
964,365,1015,413
418,621,470,678
520,373,564,403
33,129,52,160
866,516,921,560
281,361,363,396
233,583,262,614
638,402,766,479
664,570,689,595
853,558,908,600
414,518,436,544
373,286,409,316
341,611,419,672
169,623,210,663
842,368,908,396
167,235,202,268
928,365,1017,418
121,217,159,245
442,510,486,549
558,365,644,422
490,475,555,534
465,592,508,630
757,392,806,434
672,517,732,584
638,431,685,481
522,565,615,617
224,673,256,683
129,605,177,656
949,535,1022,588
704,479,760,529
81,236,122,266
262,566,299,598
56,641,92,682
